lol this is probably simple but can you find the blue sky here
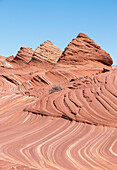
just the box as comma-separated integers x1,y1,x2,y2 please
0,0,117,65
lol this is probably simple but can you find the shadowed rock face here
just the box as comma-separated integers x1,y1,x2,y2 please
59,33,113,66
0,33,117,170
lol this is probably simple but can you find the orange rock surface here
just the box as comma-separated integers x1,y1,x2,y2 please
0,33,117,170
32,40,62,64
59,33,113,66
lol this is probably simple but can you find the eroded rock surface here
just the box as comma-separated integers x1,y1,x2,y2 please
59,33,113,66
13,46,34,64
32,40,62,64
0,56,6,61
0,33,117,170
8,40,62,69
25,69,117,128
5,55,14,62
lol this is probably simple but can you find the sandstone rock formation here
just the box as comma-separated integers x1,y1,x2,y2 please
13,46,34,64
25,69,117,127
5,55,14,62
0,56,5,66
0,56,6,61
32,40,62,64
0,33,117,170
11,40,62,65
59,33,113,66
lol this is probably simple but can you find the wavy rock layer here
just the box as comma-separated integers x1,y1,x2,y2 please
13,46,34,64
0,94,117,170
0,33,116,169
25,69,117,128
9,40,62,68
59,33,113,66
32,40,62,64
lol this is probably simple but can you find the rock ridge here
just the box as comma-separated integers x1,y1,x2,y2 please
11,40,62,66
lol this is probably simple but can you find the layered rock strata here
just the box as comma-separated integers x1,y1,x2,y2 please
59,33,113,66
0,33,116,170
11,40,62,67
25,69,117,127
32,40,62,64
13,46,34,64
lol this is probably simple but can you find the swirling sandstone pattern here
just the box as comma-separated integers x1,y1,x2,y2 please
0,33,117,169
25,69,117,128
0,94,117,170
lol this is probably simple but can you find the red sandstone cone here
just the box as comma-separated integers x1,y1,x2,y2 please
59,33,113,66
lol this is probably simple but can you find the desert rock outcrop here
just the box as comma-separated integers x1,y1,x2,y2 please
25,69,117,127
0,33,117,170
59,33,113,66
0,56,6,61
13,46,34,64
9,40,62,68
32,40,62,64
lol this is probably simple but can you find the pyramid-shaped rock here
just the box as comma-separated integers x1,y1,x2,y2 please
13,46,34,64
11,41,62,66
59,33,113,66
32,40,62,64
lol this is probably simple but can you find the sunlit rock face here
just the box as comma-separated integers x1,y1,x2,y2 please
12,46,34,64
25,69,117,128
59,33,113,66
11,40,62,65
32,40,62,63
0,33,117,170
0,56,6,61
